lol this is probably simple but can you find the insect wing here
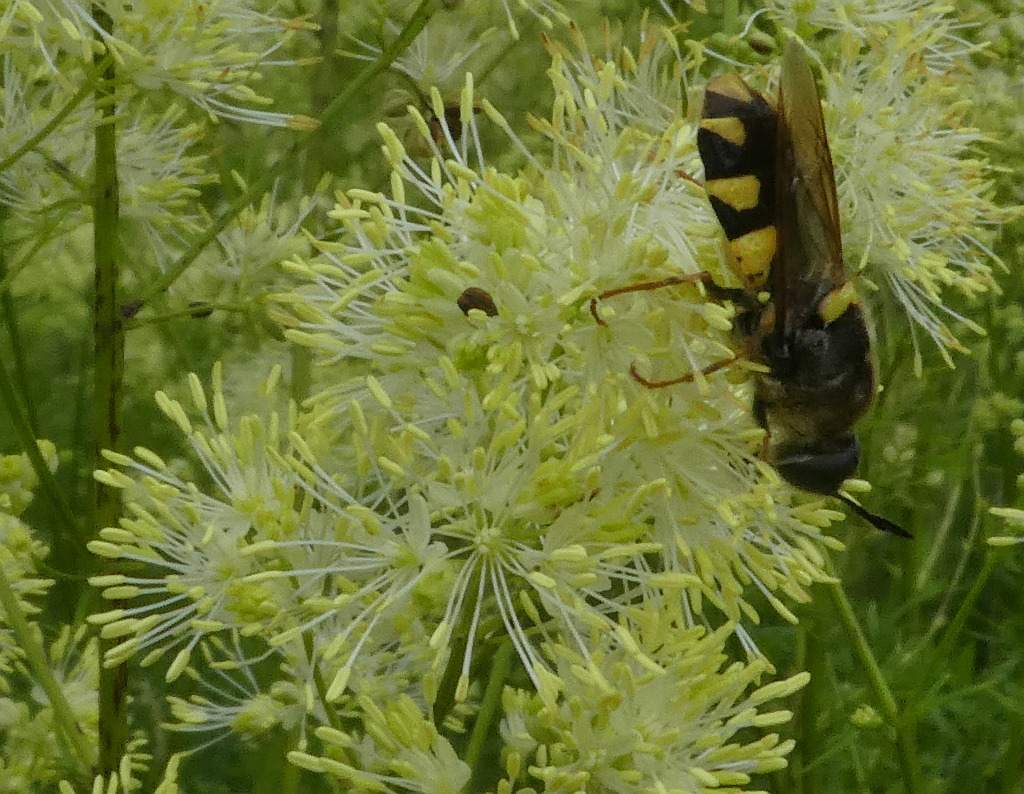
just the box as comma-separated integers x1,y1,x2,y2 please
773,40,846,334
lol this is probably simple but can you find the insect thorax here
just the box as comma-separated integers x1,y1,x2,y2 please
755,303,874,445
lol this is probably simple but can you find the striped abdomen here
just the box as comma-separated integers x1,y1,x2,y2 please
696,74,778,290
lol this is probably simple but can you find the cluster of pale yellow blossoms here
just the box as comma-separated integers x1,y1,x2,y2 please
83,3,1007,792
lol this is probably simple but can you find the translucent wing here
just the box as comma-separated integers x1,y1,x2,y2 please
772,40,846,335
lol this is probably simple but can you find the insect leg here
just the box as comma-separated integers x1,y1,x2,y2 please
589,272,748,326
629,356,735,389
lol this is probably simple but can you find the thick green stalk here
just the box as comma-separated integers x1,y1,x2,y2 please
792,623,821,794
91,4,128,775
465,640,514,789
137,0,438,307
0,565,92,769
824,577,923,794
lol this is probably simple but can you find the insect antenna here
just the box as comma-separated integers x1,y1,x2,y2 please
836,493,911,538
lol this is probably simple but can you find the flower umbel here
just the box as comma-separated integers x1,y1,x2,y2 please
2,1,317,126
89,364,304,677
500,610,805,793
825,29,1004,364
277,27,841,679
289,695,470,794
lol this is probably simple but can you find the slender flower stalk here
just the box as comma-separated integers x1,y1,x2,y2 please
824,573,924,794
90,1,129,776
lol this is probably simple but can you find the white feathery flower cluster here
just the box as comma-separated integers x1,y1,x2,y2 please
0,0,315,126
765,0,952,40
289,695,470,794
90,365,307,676
761,3,1009,365
825,33,1002,365
85,9,1012,787
273,26,841,687
90,30,832,790
500,612,806,793
182,177,324,311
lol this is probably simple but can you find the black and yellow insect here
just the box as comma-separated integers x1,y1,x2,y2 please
593,41,907,536
700,40,906,536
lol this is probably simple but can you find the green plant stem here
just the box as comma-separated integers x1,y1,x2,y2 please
914,480,961,593
723,0,740,34
465,640,514,788
3,221,61,284
792,623,821,794
0,80,93,177
304,0,340,190
924,446,984,645
0,205,40,436
304,630,341,730
137,0,438,307
279,728,302,794
0,356,85,549
0,288,37,436
432,568,481,728
0,207,85,540
824,575,923,794
934,548,1002,666
123,302,249,328
0,564,93,769
1001,571,1024,794
91,3,129,775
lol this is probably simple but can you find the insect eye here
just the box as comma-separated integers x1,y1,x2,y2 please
774,436,860,495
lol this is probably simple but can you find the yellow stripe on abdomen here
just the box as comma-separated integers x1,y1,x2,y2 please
698,115,747,147
728,226,777,289
705,174,762,212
